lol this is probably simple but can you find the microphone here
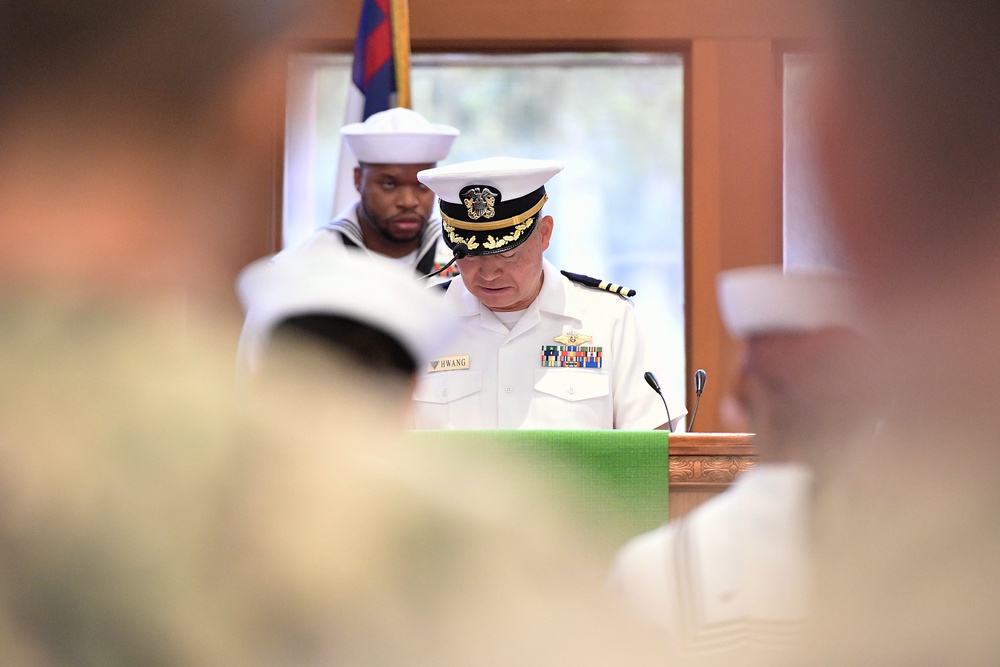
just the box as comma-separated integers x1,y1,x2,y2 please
643,371,673,433
423,242,469,280
688,369,707,432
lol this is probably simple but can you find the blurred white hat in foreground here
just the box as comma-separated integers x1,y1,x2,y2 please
341,107,459,165
717,265,861,338
237,248,454,371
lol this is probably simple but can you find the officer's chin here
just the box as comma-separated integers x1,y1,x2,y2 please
474,286,515,309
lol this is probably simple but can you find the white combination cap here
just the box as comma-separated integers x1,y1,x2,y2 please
341,107,459,165
717,265,860,337
237,247,455,370
417,157,564,205
417,157,564,256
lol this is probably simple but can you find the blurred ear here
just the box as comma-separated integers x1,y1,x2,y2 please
354,167,363,193
538,215,554,252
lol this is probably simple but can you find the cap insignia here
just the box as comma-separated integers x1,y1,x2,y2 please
554,331,593,345
461,186,498,220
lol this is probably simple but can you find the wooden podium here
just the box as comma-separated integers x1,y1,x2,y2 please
668,433,757,520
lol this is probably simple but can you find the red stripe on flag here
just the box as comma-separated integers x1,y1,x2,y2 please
363,0,393,86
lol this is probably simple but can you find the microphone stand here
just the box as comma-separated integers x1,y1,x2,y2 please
643,371,673,433
687,369,707,432
423,243,469,280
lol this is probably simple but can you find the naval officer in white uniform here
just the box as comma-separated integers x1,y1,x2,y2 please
411,157,684,431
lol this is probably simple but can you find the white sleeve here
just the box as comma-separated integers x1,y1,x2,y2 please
611,300,686,430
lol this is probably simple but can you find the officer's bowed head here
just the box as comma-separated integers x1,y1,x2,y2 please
418,157,565,256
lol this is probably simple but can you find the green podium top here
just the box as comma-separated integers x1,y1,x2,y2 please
404,430,670,549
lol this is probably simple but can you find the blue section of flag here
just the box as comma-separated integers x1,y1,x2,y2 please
351,0,396,120
361,65,394,119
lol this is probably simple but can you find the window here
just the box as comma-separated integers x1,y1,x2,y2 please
283,52,687,409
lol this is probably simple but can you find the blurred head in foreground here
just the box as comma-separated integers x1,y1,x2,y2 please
811,2,1000,413
0,0,307,305
236,248,455,420
716,265,881,465
778,2,1000,664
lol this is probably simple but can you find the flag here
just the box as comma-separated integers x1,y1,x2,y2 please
331,0,412,216
354,0,396,118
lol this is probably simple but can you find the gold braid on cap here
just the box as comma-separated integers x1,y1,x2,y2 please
442,215,537,252
482,217,534,250
441,195,547,231
442,223,481,251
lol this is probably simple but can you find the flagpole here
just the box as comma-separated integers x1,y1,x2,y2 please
390,0,412,109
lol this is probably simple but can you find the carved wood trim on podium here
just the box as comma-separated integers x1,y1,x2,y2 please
669,433,757,485
668,433,757,519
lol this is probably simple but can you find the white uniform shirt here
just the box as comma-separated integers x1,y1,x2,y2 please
607,464,814,655
278,201,456,286
412,259,679,430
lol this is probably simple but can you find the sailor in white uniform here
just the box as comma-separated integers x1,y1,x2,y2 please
411,157,684,431
608,266,881,659
279,107,460,285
